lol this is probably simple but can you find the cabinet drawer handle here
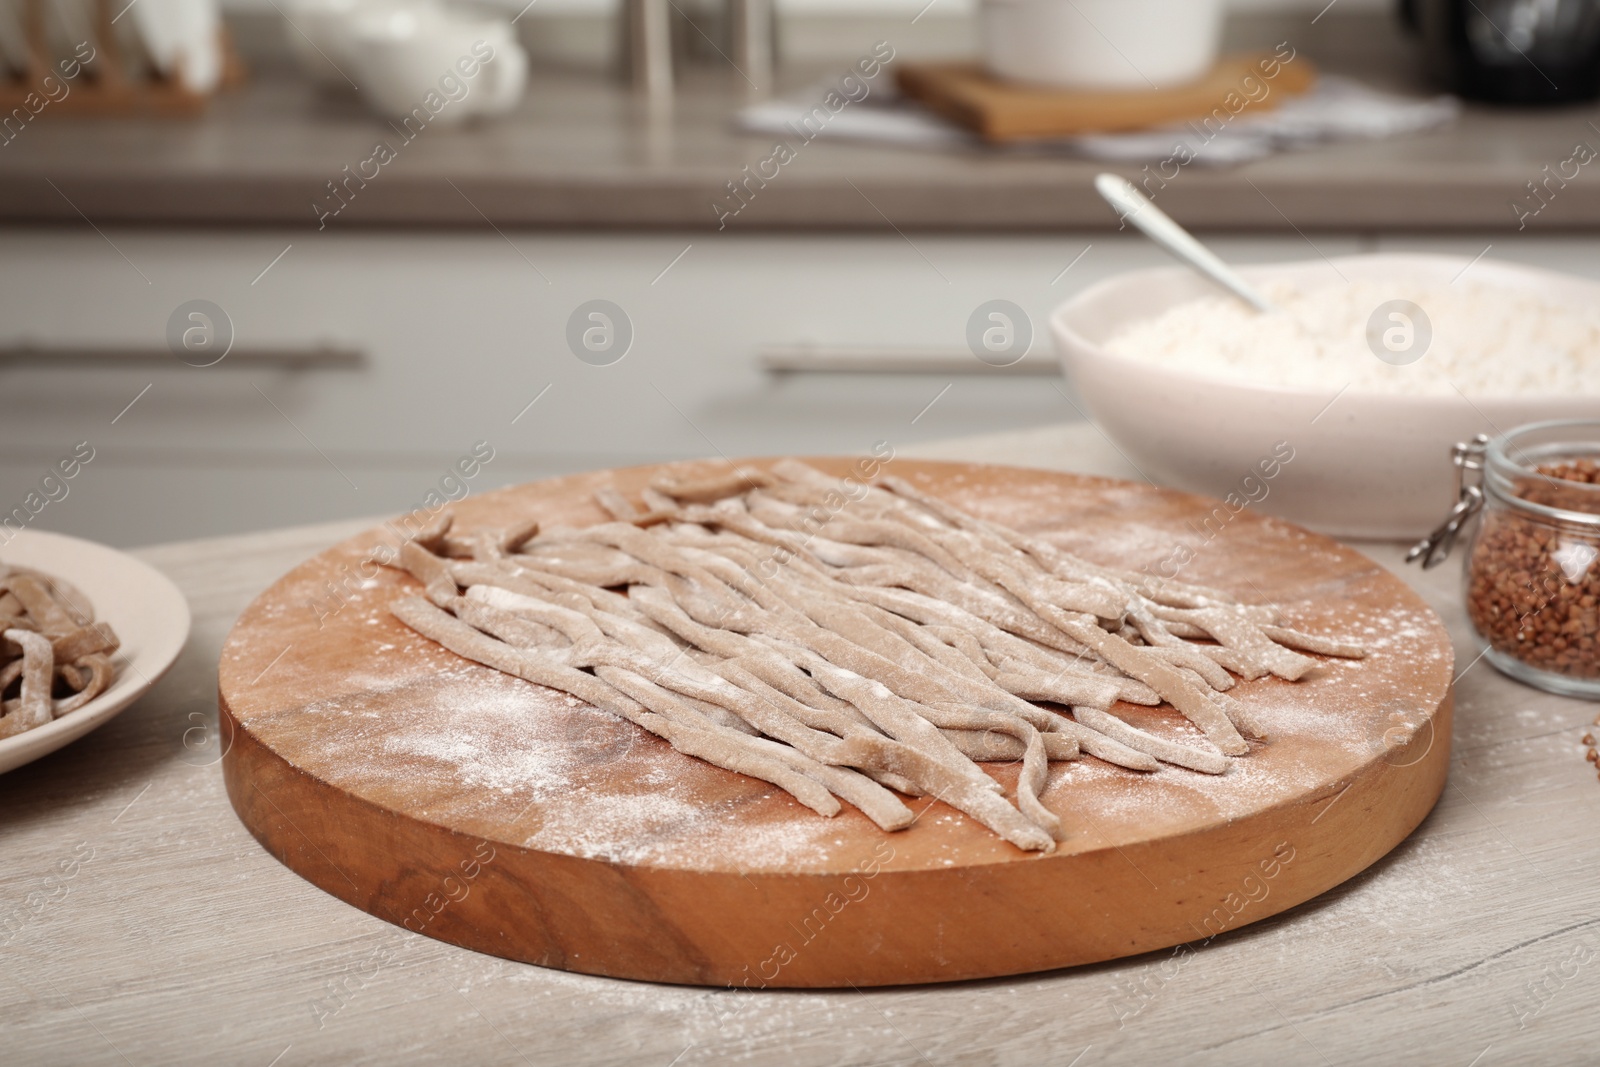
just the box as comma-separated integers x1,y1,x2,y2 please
760,345,1059,376
0,344,364,368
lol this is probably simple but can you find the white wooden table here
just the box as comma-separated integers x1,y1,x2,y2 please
4,426,1598,1066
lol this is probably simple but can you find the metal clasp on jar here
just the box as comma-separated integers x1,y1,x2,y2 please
1407,434,1490,569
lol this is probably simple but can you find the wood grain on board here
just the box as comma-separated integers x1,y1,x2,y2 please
217,459,1452,988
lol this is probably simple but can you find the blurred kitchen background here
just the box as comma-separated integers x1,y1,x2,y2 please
2,0,1598,545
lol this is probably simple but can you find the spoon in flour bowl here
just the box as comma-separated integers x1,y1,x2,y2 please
1094,173,1277,314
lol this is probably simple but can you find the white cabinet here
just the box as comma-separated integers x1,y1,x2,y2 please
12,226,1567,547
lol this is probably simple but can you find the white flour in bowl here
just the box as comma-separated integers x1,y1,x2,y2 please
1103,277,1600,396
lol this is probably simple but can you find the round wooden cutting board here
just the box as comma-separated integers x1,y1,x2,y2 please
218,459,1453,988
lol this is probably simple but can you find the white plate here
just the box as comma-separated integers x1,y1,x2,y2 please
131,0,222,93
0,530,190,774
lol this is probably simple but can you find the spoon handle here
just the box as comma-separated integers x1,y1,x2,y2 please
1094,173,1277,314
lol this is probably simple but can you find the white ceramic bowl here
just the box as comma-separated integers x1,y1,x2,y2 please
342,9,526,122
1051,253,1600,540
980,0,1222,91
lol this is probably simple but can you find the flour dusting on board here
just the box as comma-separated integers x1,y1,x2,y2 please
265,646,850,870
223,465,1452,874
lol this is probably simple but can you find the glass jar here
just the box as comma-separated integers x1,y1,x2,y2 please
1413,420,1600,698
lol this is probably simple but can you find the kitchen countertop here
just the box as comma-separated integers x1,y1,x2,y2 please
4,11,1600,232
4,423,1599,1065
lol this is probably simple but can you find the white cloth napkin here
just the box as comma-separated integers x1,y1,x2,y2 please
735,75,1460,164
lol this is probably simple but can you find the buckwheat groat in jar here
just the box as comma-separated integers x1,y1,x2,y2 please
1463,421,1600,697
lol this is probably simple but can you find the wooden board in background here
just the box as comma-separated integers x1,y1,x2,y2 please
217,458,1451,988
896,53,1317,142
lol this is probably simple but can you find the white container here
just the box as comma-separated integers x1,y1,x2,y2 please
285,0,526,122
339,8,527,123
981,0,1223,91
1050,254,1600,540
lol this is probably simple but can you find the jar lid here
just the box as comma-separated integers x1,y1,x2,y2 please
1486,419,1600,526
